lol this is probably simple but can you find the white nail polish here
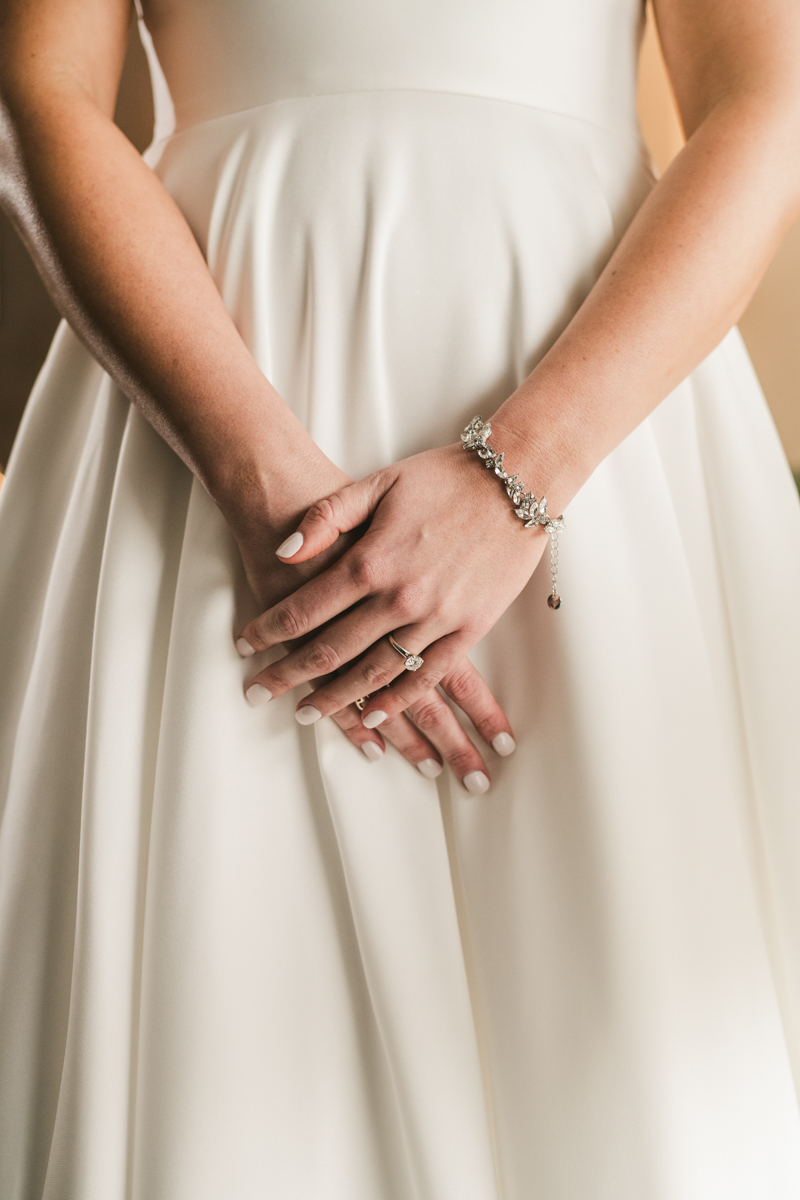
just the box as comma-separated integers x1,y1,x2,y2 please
361,741,384,762
295,705,321,725
236,637,256,658
417,758,443,779
362,709,387,729
276,531,304,559
245,683,272,706
492,732,516,757
463,770,490,795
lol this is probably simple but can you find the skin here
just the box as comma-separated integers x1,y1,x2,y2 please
0,0,518,789
236,0,800,728
3,1,800,785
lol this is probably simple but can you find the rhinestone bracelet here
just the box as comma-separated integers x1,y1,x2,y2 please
461,416,565,609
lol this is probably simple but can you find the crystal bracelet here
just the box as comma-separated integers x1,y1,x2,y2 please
461,416,565,609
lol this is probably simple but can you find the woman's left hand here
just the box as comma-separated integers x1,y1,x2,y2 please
236,435,552,730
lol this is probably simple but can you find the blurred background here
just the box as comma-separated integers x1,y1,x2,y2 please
1,4,798,481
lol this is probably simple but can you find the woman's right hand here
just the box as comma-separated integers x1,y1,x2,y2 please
225,462,516,792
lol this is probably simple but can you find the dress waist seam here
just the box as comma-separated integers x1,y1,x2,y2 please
160,86,643,148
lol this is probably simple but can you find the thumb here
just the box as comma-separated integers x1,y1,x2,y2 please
275,470,394,563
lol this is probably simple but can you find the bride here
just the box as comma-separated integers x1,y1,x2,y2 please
2,0,800,1194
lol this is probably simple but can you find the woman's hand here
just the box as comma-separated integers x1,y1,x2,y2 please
227,459,519,790
236,433,550,751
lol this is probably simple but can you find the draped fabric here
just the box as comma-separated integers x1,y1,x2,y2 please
2,1,800,1195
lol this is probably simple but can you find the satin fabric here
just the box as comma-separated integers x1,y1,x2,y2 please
2,1,800,1197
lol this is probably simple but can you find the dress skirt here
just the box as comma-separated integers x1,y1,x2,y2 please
2,88,800,1199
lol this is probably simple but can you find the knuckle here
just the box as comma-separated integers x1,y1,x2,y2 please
426,601,450,627
306,496,338,529
377,713,406,736
262,667,289,693
302,641,340,675
363,660,393,690
391,583,423,621
414,669,444,693
245,623,267,652
447,748,477,775
445,666,482,706
410,698,448,733
348,552,378,591
460,616,486,640
271,602,304,641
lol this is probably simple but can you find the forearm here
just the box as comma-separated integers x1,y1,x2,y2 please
493,97,800,510
0,79,336,526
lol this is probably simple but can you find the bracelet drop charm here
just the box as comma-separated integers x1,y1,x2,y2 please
461,416,564,609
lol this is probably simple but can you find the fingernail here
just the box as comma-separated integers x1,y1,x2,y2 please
417,758,443,779
463,770,490,795
236,637,256,658
492,732,516,757
245,683,272,706
295,704,321,725
361,741,384,762
362,710,387,729
276,531,304,559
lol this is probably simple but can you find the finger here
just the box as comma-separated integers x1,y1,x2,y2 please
331,703,445,778
355,630,470,727
369,711,444,778
329,690,479,785
439,660,516,757
237,549,376,655
290,626,446,723
406,690,492,794
274,469,395,563
244,599,397,701
330,703,388,764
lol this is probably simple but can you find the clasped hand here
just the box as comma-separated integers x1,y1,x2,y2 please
237,442,549,791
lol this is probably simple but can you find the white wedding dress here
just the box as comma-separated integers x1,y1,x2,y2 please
3,0,800,1196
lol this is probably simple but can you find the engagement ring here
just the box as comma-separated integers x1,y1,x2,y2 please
388,634,424,671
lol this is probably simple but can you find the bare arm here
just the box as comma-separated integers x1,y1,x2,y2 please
492,0,800,505
0,0,337,537
234,0,800,727
0,0,518,787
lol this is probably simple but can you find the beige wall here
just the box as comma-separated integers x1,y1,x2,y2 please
638,7,800,469
1,11,798,471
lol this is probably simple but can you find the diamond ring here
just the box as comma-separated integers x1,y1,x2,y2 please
388,634,424,671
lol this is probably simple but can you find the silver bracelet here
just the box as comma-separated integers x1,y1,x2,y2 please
461,416,565,609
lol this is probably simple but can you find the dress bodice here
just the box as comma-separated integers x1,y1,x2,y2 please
139,0,645,138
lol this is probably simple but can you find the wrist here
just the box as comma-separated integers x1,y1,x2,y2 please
459,413,567,606
217,451,350,537
207,417,350,537
487,380,592,516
